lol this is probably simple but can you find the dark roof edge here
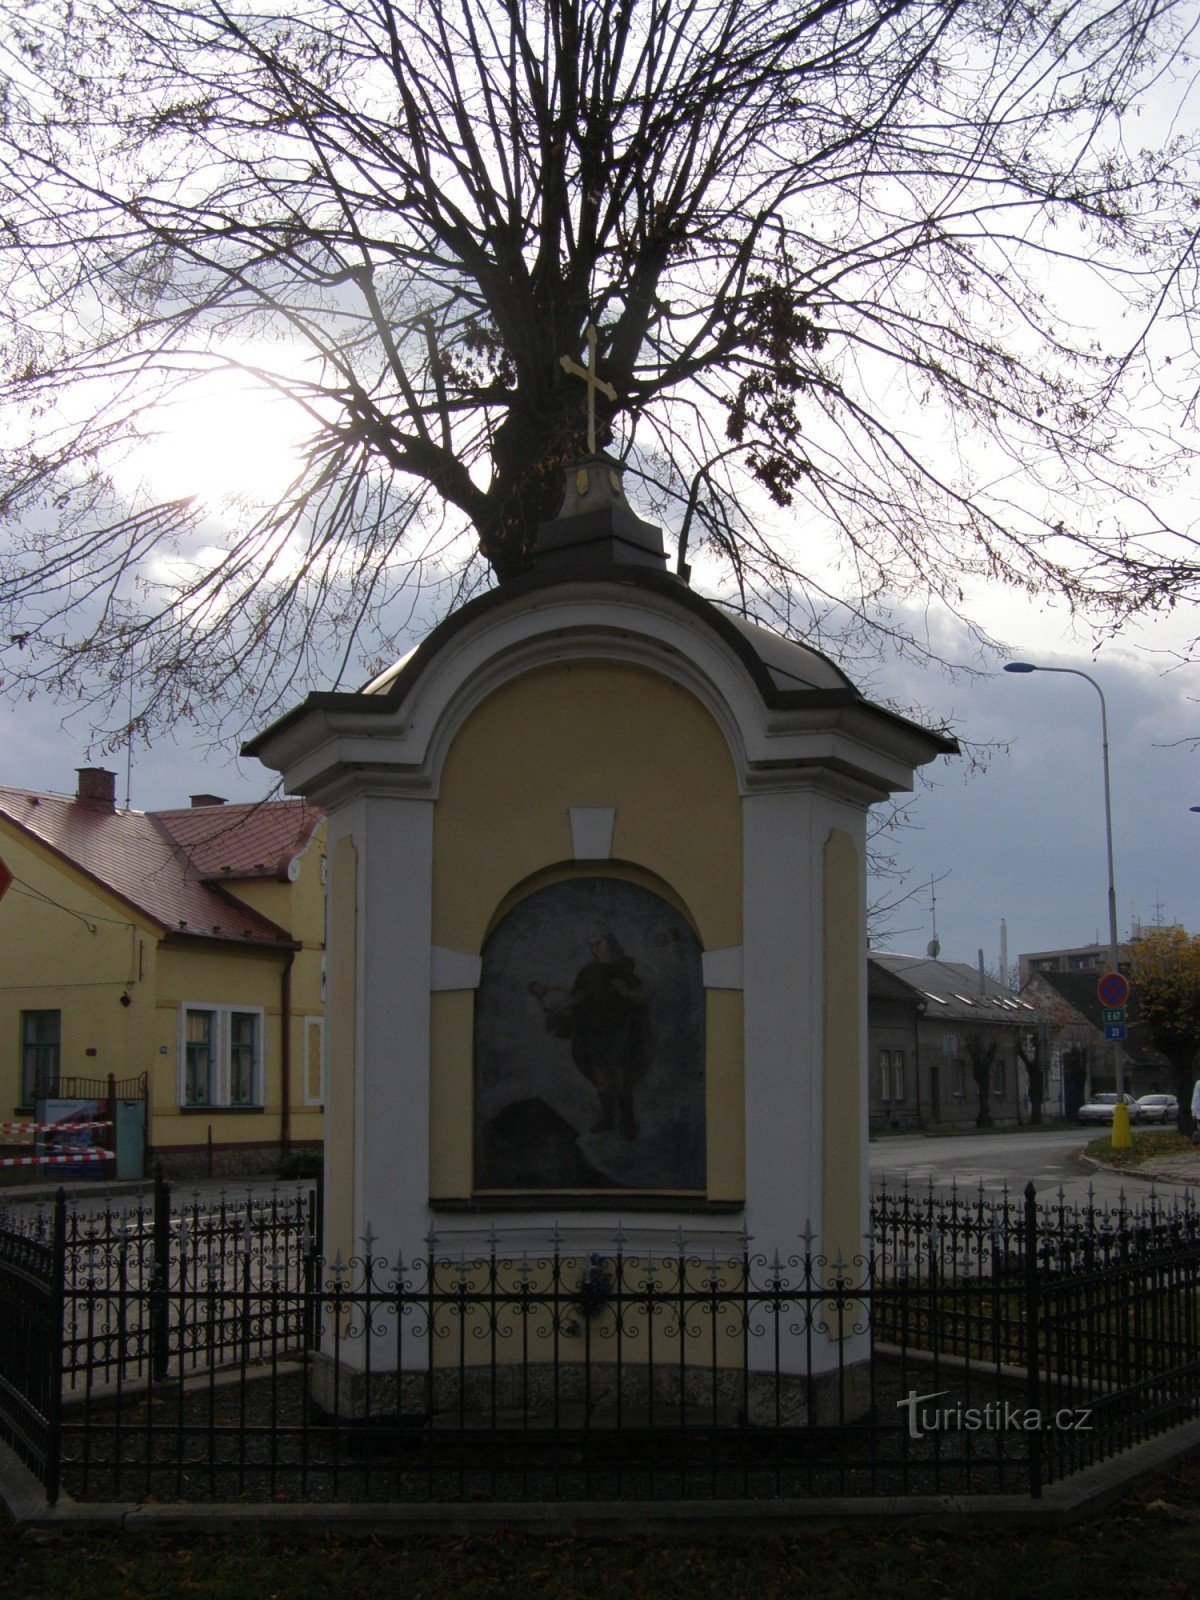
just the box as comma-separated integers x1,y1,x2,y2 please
243,566,958,758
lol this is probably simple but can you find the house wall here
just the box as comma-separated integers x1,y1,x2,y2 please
867,996,922,1131
216,829,327,1151
0,819,160,1118
153,939,291,1170
919,1019,1025,1127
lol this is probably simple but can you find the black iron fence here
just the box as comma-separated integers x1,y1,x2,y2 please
0,1177,1197,1507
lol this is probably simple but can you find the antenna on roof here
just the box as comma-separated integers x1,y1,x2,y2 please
926,877,940,959
123,648,134,811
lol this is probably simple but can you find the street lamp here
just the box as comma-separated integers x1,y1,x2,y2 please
1003,660,1131,1148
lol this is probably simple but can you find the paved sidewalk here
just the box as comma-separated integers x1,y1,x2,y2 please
1092,1150,1200,1188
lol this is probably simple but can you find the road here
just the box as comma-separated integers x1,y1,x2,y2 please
869,1126,1196,1211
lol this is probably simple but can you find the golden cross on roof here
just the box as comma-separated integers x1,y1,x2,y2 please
559,323,617,456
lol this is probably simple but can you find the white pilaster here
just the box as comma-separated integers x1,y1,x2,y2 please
357,794,435,1271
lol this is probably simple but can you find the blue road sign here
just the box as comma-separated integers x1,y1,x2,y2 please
1104,1023,1128,1041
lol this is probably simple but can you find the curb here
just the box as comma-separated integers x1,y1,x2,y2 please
1079,1155,1200,1188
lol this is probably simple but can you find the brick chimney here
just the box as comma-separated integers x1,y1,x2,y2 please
75,768,117,809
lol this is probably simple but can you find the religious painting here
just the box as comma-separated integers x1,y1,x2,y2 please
473,877,705,1192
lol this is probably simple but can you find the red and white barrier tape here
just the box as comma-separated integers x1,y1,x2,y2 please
0,1149,115,1168
0,1121,113,1136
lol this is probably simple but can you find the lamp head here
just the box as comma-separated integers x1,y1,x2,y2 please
1003,662,1038,673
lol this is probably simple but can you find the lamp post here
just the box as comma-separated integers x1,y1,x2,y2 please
1004,661,1131,1149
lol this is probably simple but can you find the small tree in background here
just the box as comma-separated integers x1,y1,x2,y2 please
966,1034,998,1130
1130,929,1200,1133
1016,1029,1046,1127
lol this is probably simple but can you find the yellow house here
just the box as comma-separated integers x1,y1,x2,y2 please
0,769,325,1177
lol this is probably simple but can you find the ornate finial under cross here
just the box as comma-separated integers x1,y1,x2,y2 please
560,323,617,456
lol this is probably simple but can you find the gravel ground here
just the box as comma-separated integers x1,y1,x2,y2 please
56,1356,1057,1506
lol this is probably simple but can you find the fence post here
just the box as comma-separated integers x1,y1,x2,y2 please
150,1163,170,1381
1023,1180,1042,1499
44,1189,67,1506
303,1171,322,1350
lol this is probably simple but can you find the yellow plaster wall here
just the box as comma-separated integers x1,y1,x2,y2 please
433,663,741,953
821,828,862,1264
429,662,743,1200
0,820,159,1115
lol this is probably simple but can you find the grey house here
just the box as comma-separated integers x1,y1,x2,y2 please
868,952,1046,1131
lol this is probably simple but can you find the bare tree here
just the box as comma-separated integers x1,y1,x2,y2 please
2,0,1199,744
966,1032,998,1128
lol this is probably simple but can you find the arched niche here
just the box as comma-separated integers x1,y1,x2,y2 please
473,875,705,1193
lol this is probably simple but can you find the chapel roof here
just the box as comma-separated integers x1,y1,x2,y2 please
244,560,955,758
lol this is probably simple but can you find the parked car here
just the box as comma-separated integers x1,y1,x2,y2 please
1077,1092,1141,1126
1135,1093,1179,1124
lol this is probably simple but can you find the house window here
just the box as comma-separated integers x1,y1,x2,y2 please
952,1059,966,1097
879,1049,905,1102
181,1006,264,1108
994,1058,1006,1098
20,1010,60,1105
229,1012,258,1106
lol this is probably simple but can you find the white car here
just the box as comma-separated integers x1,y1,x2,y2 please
1077,1093,1141,1126
1135,1094,1179,1125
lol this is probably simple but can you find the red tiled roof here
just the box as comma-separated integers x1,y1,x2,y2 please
154,799,322,881
0,788,299,947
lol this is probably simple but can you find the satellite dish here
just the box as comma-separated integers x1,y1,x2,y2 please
926,938,941,958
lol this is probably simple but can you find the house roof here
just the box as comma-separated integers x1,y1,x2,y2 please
1025,968,1171,1069
154,799,322,881
0,788,312,947
870,951,1042,1026
867,958,924,1005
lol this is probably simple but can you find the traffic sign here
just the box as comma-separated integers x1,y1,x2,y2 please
0,855,11,906
1104,1023,1128,1041
1097,971,1130,1008
1102,1006,1126,1027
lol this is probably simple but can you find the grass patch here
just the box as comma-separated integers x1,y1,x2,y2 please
5,1455,1200,1599
1084,1129,1194,1170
